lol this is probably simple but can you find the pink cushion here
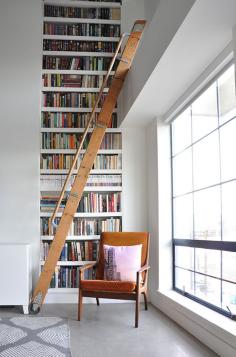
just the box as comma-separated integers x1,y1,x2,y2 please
103,244,142,282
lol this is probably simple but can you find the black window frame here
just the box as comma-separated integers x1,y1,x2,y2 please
171,61,236,320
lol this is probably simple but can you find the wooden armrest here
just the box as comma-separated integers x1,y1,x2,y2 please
136,265,150,289
79,262,97,273
137,265,150,274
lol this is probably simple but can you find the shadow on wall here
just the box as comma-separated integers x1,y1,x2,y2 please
145,0,160,23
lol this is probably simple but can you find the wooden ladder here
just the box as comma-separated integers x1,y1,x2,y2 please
29,20,146,314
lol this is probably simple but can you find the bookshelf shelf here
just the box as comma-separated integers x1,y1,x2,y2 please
40,212,122,218
40,0,122,294
41,235,100,241
41,128,121,133
41,107,117,112
43,50,114,57
40,169,122,174
40,149,122,154
44,1,121,9
43,35,119,42
48,288,78,293
40,260,96,266
42,87,109,92
42,69,115,75
41,186,122,192
44,17,121,25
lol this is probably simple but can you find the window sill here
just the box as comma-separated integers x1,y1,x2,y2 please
151,289,236,355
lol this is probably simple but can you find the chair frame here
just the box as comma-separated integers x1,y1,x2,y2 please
78,233,150,328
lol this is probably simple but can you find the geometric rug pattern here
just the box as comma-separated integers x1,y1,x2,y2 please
0,317,72,357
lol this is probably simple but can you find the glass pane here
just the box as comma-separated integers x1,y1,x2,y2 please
175,267,194,294
194,186,221,240
222,281,236,314
220,118,236,182
195,273,221,307
173,194,193,239
222,181,236,241
172,149,192,196
218,65,236,125
175,246,194,270
192,83,218,142
193,131,220,190
195,248,221,278
222,251,236,283
172,108,192,155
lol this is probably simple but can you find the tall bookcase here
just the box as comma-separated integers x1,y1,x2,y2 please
40,0,122,301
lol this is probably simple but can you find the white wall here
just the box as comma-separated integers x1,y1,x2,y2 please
122,128,147,232
0,0,42,285
118,0,145,127
146,118,172,294
144,0,159,23
146,119,159,293
148,117,173,289
119,1,148,233
121,0,196,126
121,0,236,128
121,0,144,33
232,25,236,88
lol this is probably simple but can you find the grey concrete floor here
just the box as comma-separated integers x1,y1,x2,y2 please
0,303,218,357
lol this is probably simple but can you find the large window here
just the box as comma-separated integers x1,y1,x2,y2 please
171,63,236,318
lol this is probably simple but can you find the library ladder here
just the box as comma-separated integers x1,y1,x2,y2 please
29,20,146,314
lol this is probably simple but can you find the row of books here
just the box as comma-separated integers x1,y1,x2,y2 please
41,112,117,128
41,241,99,262
41,217,121,235
40,192,121,213
43,56,114,71
41,132,86,150
44,6,121,20
42,92,112,108
49,266,93,288
41,132,121,150
44,23,120,37
43,40,117,53
40,153,122,170
42,74,112,88
77,192,121,213
41,195,66,212
40,174,122,189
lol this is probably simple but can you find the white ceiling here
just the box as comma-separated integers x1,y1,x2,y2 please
121,0,236,127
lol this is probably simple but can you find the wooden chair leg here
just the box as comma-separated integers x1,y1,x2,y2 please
78,289,83,321
135,293,140,328
143,291,148,310
96,298,100,306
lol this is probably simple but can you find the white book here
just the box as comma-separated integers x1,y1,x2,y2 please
77,242,82,261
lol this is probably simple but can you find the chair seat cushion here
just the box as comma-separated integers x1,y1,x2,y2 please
80,279,137,292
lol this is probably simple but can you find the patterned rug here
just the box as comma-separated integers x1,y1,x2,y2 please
0,316,72,356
